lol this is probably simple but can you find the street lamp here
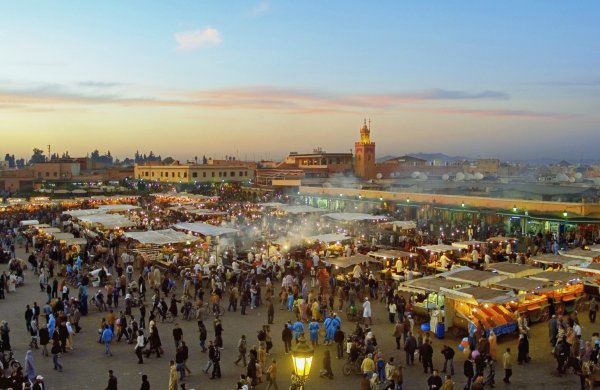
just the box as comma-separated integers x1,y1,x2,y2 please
290,334,314,390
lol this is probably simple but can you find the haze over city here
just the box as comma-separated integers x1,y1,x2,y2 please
1,1,599,160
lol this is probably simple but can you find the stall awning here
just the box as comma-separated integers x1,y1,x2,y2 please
323,213,389,222
487,236,516,243
306,233,352,243
416,244,458,253
485,263,544,278
40,227,61,234
20,220,40,226
188,209,229,216
588,245,600,253
531,254,586,267
440,286,516,305
124,229,199,245
327,254,378,269
568,262,600,275
77,214,137,229
493,277,552,292
445,269,508,287
64,237,88,246
52,232,75,240
400,277,458,293
559,249,600,262
368,249,415,259
451,241,485,249
258,202,286,208
172,222,238,237
529,271,585,284
278,205,327,214
98,204,141,212
387,220,417,230
62,209,106,217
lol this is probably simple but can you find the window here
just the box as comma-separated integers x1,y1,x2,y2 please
223,172,227,177
171,172,175,177
230,172,235,177
192,172,198,178
53,172,58,177
245,171,248,176
239,171,243,177
151,172,154,177
203,172,206,177
177,172,181,178
211,172,215,177
160,172,163,177
45,172,49,177
183,172,187,178
145,172,149,177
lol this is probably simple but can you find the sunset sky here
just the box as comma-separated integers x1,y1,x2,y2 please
1,1,599,161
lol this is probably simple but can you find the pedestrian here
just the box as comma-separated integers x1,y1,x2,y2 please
441,374,454,390
169,360,178,390
181,341,191,375
175,344,186,381
101,324,114,356
427,369,443,390
198,320,207,352
484,355,495,387
441,345,455,376
39,324,49,357
235,335,248,366
214,318,223,349
266,359,278,390
589,297,598,323
471,376,484,390
420,339,434,374
404,332,417,366
320,349,334,379
210,340,222,379
24,350,36,383
517,334,529,364
203,340,215,374
463,356,474,390
51,339,62,372
267,297,274,324
140,374,150,390
393,320,403,350
32,375,45,390
362,297,372,325
334,326,345,359
135,330,146,364
106,370,117,390
502,347,512,384
173,323,183,350
282,323,292,354
388,300,397,323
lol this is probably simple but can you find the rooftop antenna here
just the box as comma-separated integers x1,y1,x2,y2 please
47,144,51,161
368,118,371,131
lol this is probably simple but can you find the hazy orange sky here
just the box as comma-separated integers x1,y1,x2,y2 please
1,1,599,161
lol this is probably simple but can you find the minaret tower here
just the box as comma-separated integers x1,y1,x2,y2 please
354,119,376,179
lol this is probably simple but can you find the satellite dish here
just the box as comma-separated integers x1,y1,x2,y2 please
474,172,484,180
411,171,420,179
574,172,583,179
442,174,450,181
376,173,383,179
464,173,474,181
455,172,465,181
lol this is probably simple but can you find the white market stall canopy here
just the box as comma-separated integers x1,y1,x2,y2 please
589,245,600,253
399,276,459,294
493,277,552,293
559,249,600,262
388,220,417,230
62,209,106,217
258,202,286,208
278,205,327,214
71,189,87,194
173,222,238,237
487,236,517,243
124,229,199,245
327,254,378,269
451,240,485,249
569,262,600,275
98,204,141,212
306,233,352,243
64,237,88,246
188,209,229,216
30,224,51,229
323,213,389,222
445,269,508,287
440,286,516,305
20,220,40,226
40,227,61,234
77,214,136,229
529,271,585,284
416,244,458,253
52,232,75,240
368,249,415,259
531,254,586,267
484,263,544,278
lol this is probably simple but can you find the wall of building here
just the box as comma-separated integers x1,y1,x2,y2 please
134,164,254,183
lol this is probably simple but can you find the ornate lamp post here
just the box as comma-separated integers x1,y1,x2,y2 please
290,334,314,390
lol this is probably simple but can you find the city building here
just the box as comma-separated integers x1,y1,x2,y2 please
354,120,377,179
134,160,255,183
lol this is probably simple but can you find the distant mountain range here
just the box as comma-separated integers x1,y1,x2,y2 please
376,153,600,166
376,153,468,163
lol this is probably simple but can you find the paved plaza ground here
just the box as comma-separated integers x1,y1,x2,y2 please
1,246,586,390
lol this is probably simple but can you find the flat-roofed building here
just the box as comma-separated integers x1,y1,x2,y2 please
134,161,255,183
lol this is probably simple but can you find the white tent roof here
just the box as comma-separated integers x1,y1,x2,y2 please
306,233,352,243
173,222,238,237
20,220,40,226
64,237,88,246
278,205,327,214
40,227,61,234
30,224,51,229
52,232,75,240
258,202,286,207
417,244,458,253
451,240,485,249
77,214,136,229
62,209,106,217
589,245,600,253
323,213,389,221
559,249,599,261
71,189,87,194
98,204,141,212
388,220,417,229
188,209,229,216
124,229,199,245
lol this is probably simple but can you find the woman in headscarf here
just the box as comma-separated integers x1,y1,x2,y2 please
168,360,178,390
24,350,36,383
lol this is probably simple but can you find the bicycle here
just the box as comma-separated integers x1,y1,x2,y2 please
342,357,362,376
160,310,174,323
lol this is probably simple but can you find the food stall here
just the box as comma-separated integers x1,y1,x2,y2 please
569,262,600,297
305,233,352,257
329,253,379,279
530,254,587,270
486,236,517,261
492,278,553,322
124,229,200,271
484,263,544,278
452,240,486,267
529,271,586,314
367,249,416,275
398,276,458,318
417,244,460,274
445,269,508,287
441,286,517,337
559,248,600,263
